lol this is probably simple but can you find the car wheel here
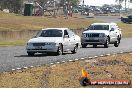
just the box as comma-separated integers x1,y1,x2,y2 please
118,36,121,43
114,39,119,47
82,44,87,48
71,44,78,54
93,44,97,48
27,52,35,56
56,45,63,55
104,37,109,48
123,20,126,23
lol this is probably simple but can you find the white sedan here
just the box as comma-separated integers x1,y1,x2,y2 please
26,28,81,56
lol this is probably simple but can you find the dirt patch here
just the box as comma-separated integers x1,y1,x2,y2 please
0,53,132,88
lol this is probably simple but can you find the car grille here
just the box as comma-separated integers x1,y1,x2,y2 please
85,40,99,42
31,49,47,50
33,43,45,46
86,33,99,37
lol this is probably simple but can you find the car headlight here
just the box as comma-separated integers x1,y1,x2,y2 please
27,43,32,46
99,33,106,37
81,33,86,38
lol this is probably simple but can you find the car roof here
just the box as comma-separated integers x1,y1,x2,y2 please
42,28,68,30
91,23,117,25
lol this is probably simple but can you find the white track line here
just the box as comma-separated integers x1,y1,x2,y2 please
75,59,79,61
69,60,73,62
88,57,93,59
50,63,54,65
23,67,28,69
62,61,66,63
106,54,110,56
10,52,131,72
94,56,98,58
120,52,123,54
16,68,21,70
130,53,132,55
100,55,104,57
81,58,85,60
12,69,15,71
56,62,60,64
30,66,34,68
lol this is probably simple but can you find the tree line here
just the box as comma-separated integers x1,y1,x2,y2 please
115,0,132,10
0,0,22,13
0,0,80,14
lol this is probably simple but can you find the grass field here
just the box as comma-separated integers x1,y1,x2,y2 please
0,11,132,46
118,22,132,37
0,40,27,46
0,53,132,88
0,11,96,31
0,11,95,46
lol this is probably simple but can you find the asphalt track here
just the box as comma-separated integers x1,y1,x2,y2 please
0,37,132,72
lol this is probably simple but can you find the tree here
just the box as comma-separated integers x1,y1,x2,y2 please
0,0,22,13
60,0,80,6
116,0,132,11
71,0,80,6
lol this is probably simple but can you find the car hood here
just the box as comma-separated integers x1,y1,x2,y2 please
83,30,109,35
28,37,63,43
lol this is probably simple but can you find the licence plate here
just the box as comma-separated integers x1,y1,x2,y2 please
88,38,98,40
35,46,42,49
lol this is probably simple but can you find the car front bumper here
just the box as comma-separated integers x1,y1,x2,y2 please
26,45,58,53
81,37,107,45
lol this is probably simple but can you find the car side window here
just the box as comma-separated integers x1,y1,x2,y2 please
67,29,75,38
110,25,115,31
64,30,69,35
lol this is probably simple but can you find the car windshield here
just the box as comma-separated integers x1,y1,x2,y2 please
88,25,109,30
36,29,62,37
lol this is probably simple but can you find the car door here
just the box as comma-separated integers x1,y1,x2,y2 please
67,30,76,49
112,25,118,41
63,30,71,51
114,26,120,38
109,25,117,42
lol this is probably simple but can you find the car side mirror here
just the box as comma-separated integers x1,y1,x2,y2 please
64,35,69,38
110,28,114,31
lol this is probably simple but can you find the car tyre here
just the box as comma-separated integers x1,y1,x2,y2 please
56,44,63,55
27,52,35,56
82,44,87,48
114,39,119,47
118,36,121,43
104,37,109,48
71,44,78,54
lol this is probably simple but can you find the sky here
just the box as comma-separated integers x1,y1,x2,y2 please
80,0,116,6
80,0,132,8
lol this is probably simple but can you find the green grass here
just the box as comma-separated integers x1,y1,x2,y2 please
0,11,132,46
0,11,96,31
0,40,27,46
0,11,96,46
117,22,132,37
